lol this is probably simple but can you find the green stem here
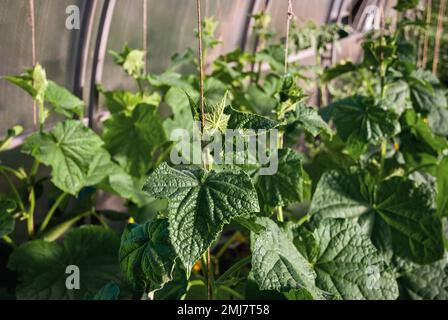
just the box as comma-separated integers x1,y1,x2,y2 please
216,255,252,284
41,209,93,242
38,192,68,234
206,249,214,299
320,82,328,106
38,100,45,132
0,166,24,179
298,214,310,225
218,285,244,300
216,231,240,259
137,78,145,94
26,159,40,238
30,159,40,181
0,172,26,214
2,235,17,249
379,140,387,177
180,279,205,300
93,212,110,229
276,207,284,222
27,186,36,237
188,279,206,288
276,131,285,222
196,0,214,301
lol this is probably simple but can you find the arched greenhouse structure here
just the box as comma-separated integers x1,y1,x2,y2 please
0,0,447,303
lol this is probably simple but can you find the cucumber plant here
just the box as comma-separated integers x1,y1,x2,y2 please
0,1,447,300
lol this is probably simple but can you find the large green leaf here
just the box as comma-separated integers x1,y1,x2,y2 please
285,102,332,137
143,163,259,274
374,177,442,263
245,84,278,116
250,217,322,299
23,120,104,195
309,219,399,300
100,90,160,115
399,110,447,175
83,149,118,187
147,71,192,91
4,65,83,119
119,219,176,292
310,169,372,219
402,109,448,153
256,148,308,207
407,69,447,113
429,106,448,137
381,80,412,115
0,198,16,238
8,226,124,300
45,81,84,117
3,64,47,104
255,44,285,73
309,169,444,264
83,149,147,206
399,255,448,299
330,96,401,148
226,106,279,132
103,104,167,177
90,282,120,300
163,87,194,136
321,61,358,83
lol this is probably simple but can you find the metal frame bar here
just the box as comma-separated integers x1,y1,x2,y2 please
239,0,258,50
88,0,117,129
73,0,98,99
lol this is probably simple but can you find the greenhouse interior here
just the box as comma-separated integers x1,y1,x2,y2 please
0,0,447,302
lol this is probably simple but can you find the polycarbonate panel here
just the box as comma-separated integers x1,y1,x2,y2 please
0,0,83,136
269,0,333,33
242,0,333,58
101,0,144,94
101,0,252,95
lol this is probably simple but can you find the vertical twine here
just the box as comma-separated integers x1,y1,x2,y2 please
417,8,423,67
29,0,37,129
379,0,385,47
143,0,148,74
196,2,210,297
422,0,433,67
433,0,446,74
196,0,205,134
284,0,293,74
196,0,211,299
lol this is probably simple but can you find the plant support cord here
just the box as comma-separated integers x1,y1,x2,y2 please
196,0,213,300
196,0,206,134
422,0,432,68
29,0,37,129
433,0,446,74
284,0,293,74
143,0,148,74
276,0,293,223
